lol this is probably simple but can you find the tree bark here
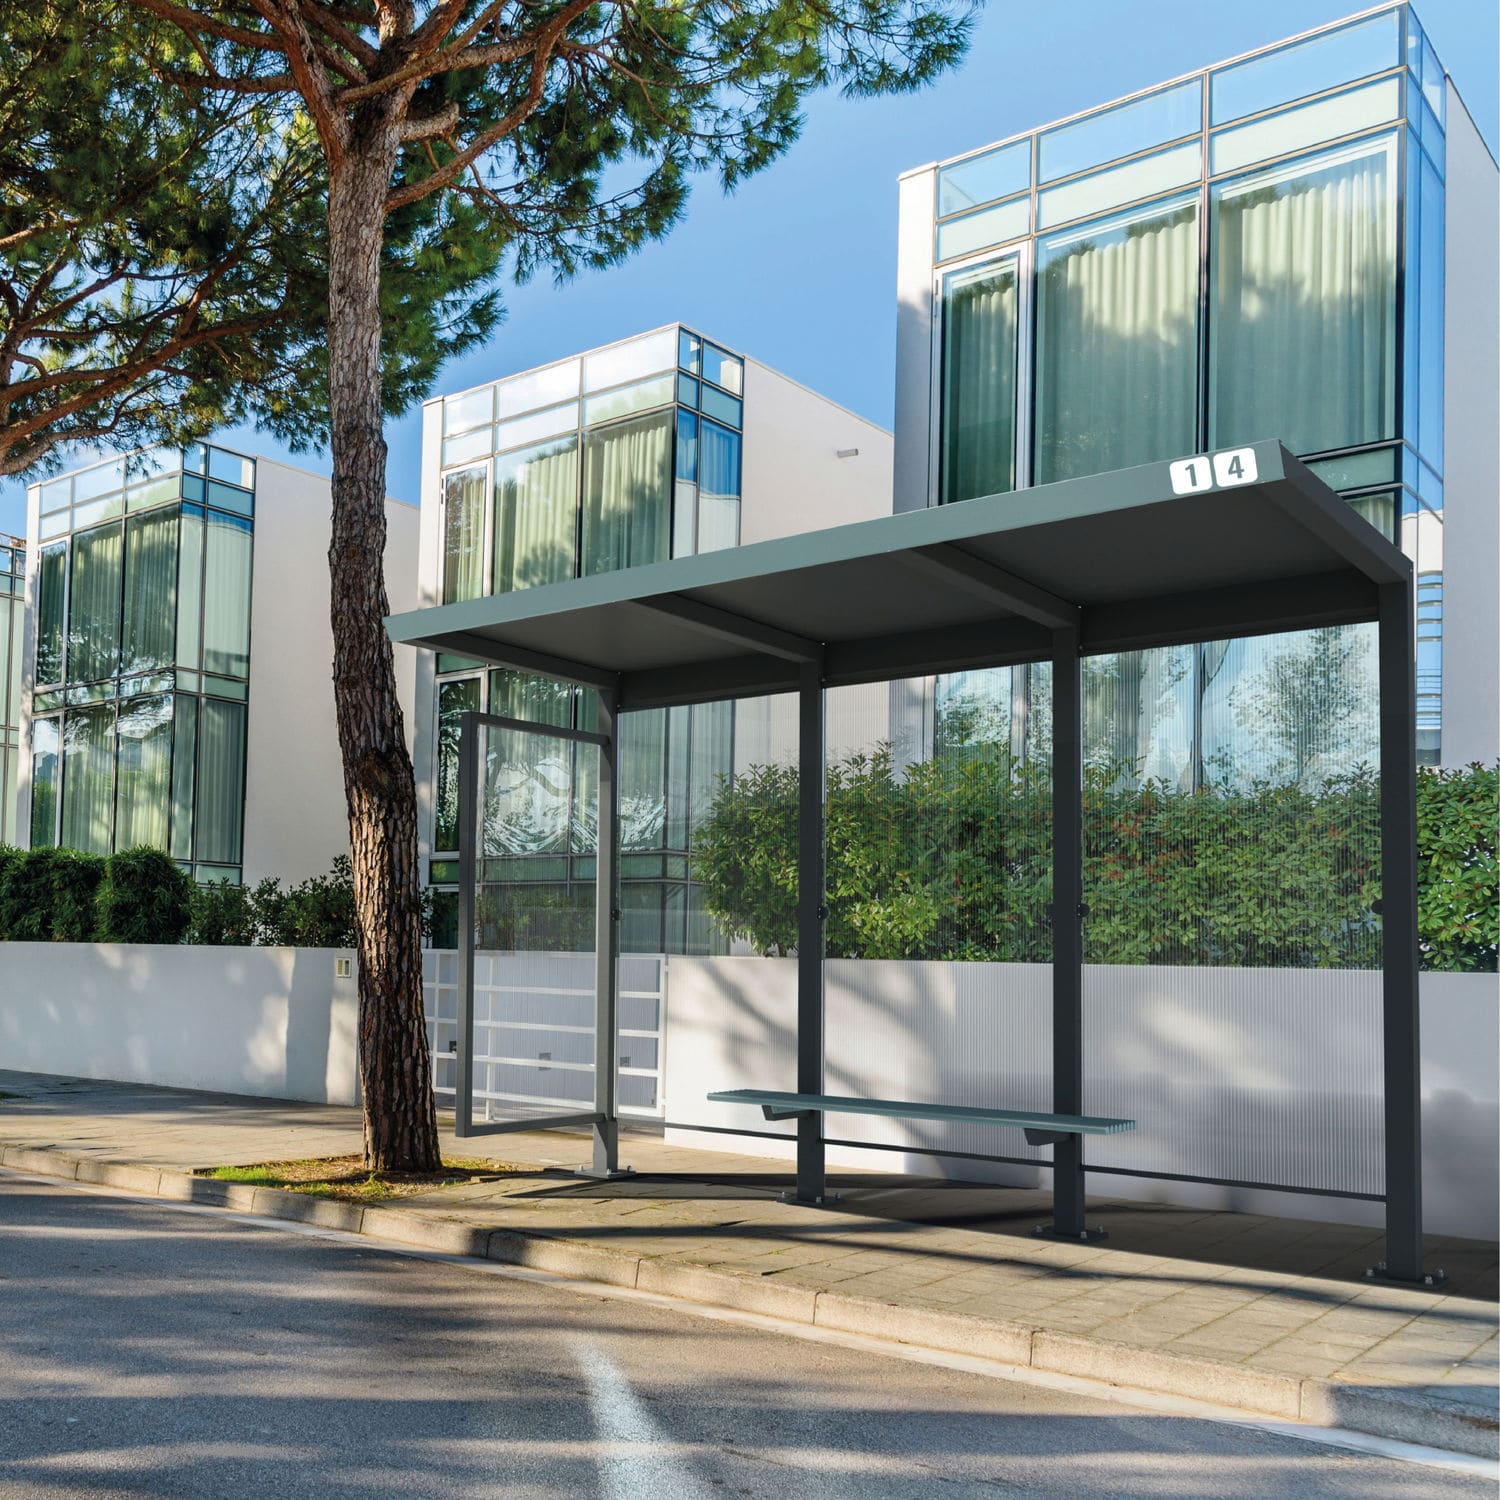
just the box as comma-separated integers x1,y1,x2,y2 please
326,110,441,1173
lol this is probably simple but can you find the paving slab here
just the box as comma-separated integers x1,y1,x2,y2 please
0,1067,1495,1459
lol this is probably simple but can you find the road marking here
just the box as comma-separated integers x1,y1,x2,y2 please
4,1167,1494,1481
573,1338,718,1500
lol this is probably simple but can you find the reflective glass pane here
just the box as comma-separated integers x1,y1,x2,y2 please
40,478,71,514
583,374,675,427
1200,625,1378,789
443,386,494,434
496,359,580,417
698,385,742,429
673,480,697,558
71,496,122,531
1345,490,1397,542
126,476,180,512
61,702,115,854
935,196,1029,262
675,408,698,483
1420,36,1443,122
1209,76,1401,175
442,427,492,468
36,545,66,685
196,698,246,864
937,139,1030,217
496,401,578,452
207,448,254,488
442,465,488,604
701,344,743,396
122,507,178,676
1040,80,1201,183
1305,448,1396,490
170,694,197,860
620,708,668,851
676,372,699,408
206,481,254,516
202,512,252,678
435,676,481,852
1035,195,1199,484
1084,648,1194,790
73,458,126,503
1417,151,1444,466
493,436,578,594
940,258,1018,504
581,409,673,576
483,722,573,856
678,329,701,374
176,509,203,672
68,524,123,683
1210,137,1397,455
115,693,173,850
1037,141,1200,229
697,422,741,552
1210,10,1400,125
583,330,677,393
30,716,60,847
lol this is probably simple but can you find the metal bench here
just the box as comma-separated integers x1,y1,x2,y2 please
706,1089,1135,1147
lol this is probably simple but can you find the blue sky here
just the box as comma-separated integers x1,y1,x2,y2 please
3,0,1494,534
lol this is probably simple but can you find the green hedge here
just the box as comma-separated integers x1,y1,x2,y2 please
694,754,1498,972
0,850,401,949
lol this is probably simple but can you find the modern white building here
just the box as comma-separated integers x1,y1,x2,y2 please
17,445,418,884
413,325,894,953
891,0,1496,778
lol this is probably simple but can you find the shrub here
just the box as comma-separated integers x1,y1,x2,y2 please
0,847,106,941
695,752,1499,973
96,848,194,944
187,878,260,946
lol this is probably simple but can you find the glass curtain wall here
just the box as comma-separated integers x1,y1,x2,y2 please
431,328,746,951
28,445,255,875
930,4,1445,769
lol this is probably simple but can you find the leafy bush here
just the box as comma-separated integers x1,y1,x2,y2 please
96,848,194,944
187,878,260,946
0,847,106,941
695,752,1498,973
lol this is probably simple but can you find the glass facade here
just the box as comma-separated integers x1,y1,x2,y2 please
0,539,25,843
930,3,1448,765
431,328,744,951
29,444,254,877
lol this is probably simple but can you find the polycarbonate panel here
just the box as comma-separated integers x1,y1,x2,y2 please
1082,965,1383,1195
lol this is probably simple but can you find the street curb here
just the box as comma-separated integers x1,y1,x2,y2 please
4,1141,1495,1461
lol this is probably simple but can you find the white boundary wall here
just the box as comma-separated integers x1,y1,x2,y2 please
661,958,1499,1242
0,943,359,1105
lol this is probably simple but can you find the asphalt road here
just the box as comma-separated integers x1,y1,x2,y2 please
0,1173,1484,1500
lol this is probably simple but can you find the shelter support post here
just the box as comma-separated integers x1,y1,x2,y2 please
788,659,833,1204
1041,628,1100,1240
580,690,630,1179
1371,581,1441,1285
455,711,479,1137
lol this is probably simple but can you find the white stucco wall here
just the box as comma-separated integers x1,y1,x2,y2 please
737,361,892,542
892,166,937,515
1439,87,1500,769
662,958,1499,1242
0,943,360,1105
243,460,419,884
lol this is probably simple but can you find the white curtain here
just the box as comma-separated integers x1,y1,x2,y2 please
494,438,577,592
196,698,246,864
122,509,179,675
1211,139,1396,455
582,410,672,575
442,466,488,603
202,513,252,679
115,693,173,849
941,260,1017,504
60,704,115,854
1035,197,1199,485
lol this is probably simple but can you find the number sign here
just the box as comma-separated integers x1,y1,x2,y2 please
1168,447,1258,496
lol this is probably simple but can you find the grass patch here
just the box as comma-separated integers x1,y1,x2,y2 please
198,1154,515,1203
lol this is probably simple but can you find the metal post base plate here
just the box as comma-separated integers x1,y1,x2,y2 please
574,1165,636,1181
779,1191,842,1207
1033,1224,1108,1242
1364,1261,1447,1289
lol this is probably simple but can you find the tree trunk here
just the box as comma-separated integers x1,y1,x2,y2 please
326,119,441,1173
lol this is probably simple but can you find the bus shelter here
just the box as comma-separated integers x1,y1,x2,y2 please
387,441,1439,1286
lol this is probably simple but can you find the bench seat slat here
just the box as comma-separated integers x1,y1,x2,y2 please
707,1089,1135,1135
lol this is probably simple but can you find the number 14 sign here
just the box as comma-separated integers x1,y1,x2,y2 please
1168,447,1258,495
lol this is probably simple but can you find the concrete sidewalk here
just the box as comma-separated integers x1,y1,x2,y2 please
1,1068,1495,1459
